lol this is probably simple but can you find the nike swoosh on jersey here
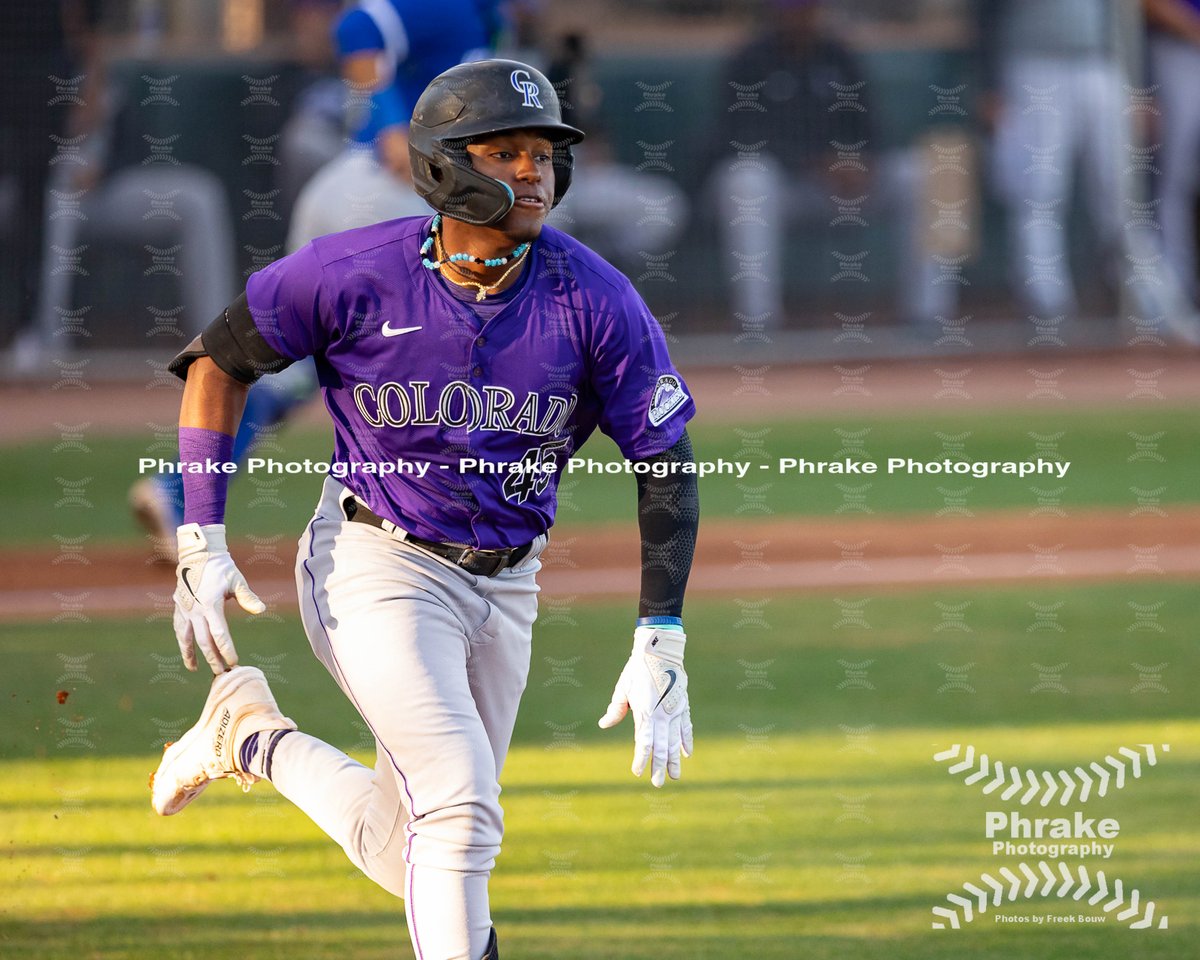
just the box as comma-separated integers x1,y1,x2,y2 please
381,323,423,338
654,668,678,710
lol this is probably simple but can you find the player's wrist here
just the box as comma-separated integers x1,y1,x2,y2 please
176,522,228,556
632,622,686,661
178,426,234,528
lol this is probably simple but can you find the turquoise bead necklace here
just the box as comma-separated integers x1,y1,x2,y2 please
421,214,530,300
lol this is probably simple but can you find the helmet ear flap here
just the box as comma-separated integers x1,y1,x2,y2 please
432,141,516,225
550,141,575,209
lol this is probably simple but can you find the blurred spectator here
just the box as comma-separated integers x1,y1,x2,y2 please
1144,0,1200,302
0,0,101,349
544,32,688,272
708,0,952,330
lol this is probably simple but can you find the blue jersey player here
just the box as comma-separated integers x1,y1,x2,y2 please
130,0,501,560
150,61,698,960
336,0,496,173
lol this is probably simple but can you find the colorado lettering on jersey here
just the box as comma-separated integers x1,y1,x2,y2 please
353,380,578,437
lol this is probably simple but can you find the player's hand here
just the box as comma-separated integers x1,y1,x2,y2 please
172,523,265,674
598,626,693,787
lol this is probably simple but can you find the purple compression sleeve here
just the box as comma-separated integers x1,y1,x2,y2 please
179,426,235,526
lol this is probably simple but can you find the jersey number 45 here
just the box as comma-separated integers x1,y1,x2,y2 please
502,438,569,504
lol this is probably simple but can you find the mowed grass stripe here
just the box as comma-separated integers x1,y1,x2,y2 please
3,406,1196,544
2,723,1196,959
3,582,1198,761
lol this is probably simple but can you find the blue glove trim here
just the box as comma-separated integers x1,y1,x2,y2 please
636,616,684,630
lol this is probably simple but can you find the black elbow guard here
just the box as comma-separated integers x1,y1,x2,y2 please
168,293,295,384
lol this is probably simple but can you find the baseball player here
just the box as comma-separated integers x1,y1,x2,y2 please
1145,0,1200,303
150,60,698,960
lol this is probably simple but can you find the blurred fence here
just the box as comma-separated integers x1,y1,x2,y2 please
2,0,1193,371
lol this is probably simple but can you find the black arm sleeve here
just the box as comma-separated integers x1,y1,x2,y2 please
167,292,295,384
634,430,699,620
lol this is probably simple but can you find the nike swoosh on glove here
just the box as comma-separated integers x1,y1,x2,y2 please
598,626,693,787
173,523,265,674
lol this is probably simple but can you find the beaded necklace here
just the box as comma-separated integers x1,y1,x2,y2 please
420,214,531,302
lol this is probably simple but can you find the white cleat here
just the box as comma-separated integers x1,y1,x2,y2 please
129,477,180,564
150,666,296,816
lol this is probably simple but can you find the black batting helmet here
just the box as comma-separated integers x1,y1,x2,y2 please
409,59,585,226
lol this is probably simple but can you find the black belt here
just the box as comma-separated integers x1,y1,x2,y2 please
342,498,535,577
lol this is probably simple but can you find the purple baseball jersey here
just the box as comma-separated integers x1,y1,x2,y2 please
245,216,695,549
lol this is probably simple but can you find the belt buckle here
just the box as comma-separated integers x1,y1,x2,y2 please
463,548,508,577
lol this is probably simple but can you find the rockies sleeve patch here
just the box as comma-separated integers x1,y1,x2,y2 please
648,374,688,426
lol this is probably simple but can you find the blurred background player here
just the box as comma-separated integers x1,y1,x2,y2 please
543,31,690,273
1143,0,1200,305
131,0,505,556
287,0,500,242
978,0,1129,320
24,71,240,370
2,0,104,358
977,0,1200,341
707,0,954,331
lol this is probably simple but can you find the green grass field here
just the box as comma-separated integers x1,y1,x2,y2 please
2,584,1197,958
4,398,1196,957
7,405,1199,544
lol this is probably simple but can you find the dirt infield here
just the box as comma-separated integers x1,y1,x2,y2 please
3,506,1197,620
7,350,1200,444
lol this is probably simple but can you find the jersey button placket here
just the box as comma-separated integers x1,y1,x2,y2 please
471,339,485,378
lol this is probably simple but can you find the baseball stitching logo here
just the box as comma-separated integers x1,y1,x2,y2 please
929,742,1171,931
933,742,1166,805
510,70,543,109
931,862,1166,930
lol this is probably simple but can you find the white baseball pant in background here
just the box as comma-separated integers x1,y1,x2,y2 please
1151,33,1200,302
991,54,1127,317
712,149,953,328
287,145,430,248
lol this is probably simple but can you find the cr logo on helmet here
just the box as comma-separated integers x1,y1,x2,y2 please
510,69,543,109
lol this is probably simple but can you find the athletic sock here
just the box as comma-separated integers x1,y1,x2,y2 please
238,729,294,781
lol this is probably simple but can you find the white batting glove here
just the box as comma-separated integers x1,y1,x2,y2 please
598,625,693,787
173,523,265,674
